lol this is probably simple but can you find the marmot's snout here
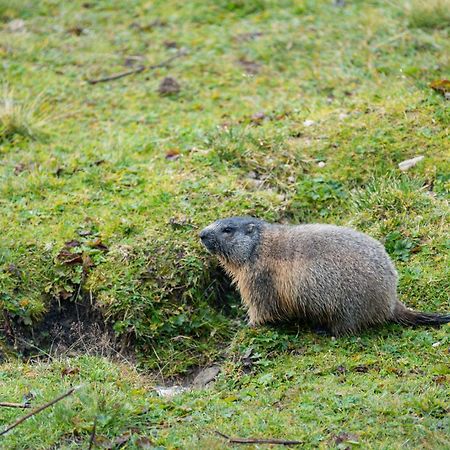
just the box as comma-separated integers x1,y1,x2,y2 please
199,226,218,253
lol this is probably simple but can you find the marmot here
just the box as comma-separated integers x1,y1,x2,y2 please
199,217,450,336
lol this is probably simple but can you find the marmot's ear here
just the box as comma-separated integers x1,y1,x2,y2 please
246,223,256,234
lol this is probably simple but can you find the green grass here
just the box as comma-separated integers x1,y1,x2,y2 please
407,0,450,30
1,327,449,449
0,0,449,447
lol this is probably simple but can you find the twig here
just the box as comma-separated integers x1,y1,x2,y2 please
88,417,97,450
0,402,31,409
215,431,303,445
0,386,80,436
87,50,187,84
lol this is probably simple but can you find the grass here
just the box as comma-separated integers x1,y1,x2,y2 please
1,327,449,449
0,0,449,447
0,86,47,142
407,0,450,30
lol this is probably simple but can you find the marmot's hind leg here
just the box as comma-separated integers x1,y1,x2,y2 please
329,321,356,337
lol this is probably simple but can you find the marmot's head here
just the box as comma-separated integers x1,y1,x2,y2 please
199,217,264,265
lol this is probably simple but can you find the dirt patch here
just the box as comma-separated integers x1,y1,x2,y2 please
2,295,126,361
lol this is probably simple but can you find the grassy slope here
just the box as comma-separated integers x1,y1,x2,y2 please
0,0,449,448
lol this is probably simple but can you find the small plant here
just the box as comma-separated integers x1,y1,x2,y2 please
384,231,415,262
407,0,450,29
0,86,47,142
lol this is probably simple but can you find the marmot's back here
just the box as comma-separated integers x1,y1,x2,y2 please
199,217,450,335
258,224,399,335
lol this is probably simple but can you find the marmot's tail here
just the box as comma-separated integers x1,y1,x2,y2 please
393,302,450,327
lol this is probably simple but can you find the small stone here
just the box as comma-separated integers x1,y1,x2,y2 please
432,341,441,347
338,113,348,120
398,155,424,171
303,119,315,127
317,161,326,168
192,366,220,388
154,385,188,398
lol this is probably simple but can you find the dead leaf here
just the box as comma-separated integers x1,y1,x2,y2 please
82,253,94,270
135,437,153,448
93,435,114,449
58,289,72,300
237,58,261,75
14,163,27,175
235,31,264,42
57,250,83,265
165,149,181,160
333,432,359,448
67,26,84,36
64,240,81,248
169,215,192,228
250,111,266,124
163,41,179,49
87,238,108,252
7,263,21,277
124,55,144,67
158,76,180,96
433,375,448,385
61,367,80,377
77,229,93,237
430,79,450,96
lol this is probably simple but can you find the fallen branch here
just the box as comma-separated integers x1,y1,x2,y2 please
0,386,80,436
0,402,31,409
87,50,187,84
215,431,302,445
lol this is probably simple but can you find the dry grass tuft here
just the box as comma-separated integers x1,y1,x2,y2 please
0,86,47,141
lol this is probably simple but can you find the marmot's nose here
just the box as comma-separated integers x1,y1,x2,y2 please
199,229,209,241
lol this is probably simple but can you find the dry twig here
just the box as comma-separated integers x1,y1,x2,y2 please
87,50,187,84
215,431,303,445
0,386,80,436
0,402,31,409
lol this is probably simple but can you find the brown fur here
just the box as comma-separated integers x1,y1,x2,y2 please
200,217,450,336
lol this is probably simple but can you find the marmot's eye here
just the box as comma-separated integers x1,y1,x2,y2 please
222,226,233,234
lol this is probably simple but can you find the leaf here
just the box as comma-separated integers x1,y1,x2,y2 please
61,367,80,377
57,249,83,265
333,432,360,446
135,437,153,448
165,149,181,161
64,240,81,248
87,238,108,252
430,79,450,95
158,77,180,96
237,58,261,75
